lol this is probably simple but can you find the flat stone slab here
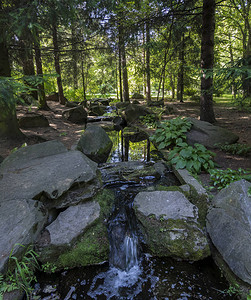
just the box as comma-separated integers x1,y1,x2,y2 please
134,191,197,220
46,201,100,246
0,141,98,202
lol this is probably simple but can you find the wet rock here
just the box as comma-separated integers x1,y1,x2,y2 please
77,125,113,163
207,179,251,285
18,113,50,128
89,104,105,116
0,199,47,272
62,106,88,124
186,118,239,148
133,191,210,261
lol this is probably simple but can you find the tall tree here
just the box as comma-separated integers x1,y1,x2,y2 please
0,1,23,138
200,0,216,123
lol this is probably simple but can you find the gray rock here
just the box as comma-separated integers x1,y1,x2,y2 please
77,125,113,163
0,199,47,272
18,113,50,128
62,106,88,124
207,179,251,285
121,104,153,124
46,201,100,246
134,191,210,261
186,118,239,148
0,141,98,203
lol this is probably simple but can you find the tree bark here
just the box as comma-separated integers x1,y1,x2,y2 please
0,23,23,138
200,0,216,123
119,23,129,102
118,46,123,102
145,21,151,103
52,20,65,105
177,33,185,103
34,32,48,110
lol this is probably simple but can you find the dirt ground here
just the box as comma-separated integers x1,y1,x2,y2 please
1,100,250,187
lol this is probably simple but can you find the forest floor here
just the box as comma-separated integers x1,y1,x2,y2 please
1,100,250,188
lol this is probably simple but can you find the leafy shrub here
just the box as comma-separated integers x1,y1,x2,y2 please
215,143,251,156
150,117,192,150
209,168,251,190
139,115,158,128
0,244,39,299
168,142,215,174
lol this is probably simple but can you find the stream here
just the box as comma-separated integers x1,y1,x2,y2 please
31,128,237,300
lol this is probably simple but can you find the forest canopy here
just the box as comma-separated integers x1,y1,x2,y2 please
0,0,250,136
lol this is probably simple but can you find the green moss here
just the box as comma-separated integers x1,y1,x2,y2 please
154,185,183,192
57,222,109,268
135,211,210,261
93,188,115,218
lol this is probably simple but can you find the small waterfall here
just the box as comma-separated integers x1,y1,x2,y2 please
124,233,138,271
87,191,144,299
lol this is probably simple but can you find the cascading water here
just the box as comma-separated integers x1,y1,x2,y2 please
87,191,157,299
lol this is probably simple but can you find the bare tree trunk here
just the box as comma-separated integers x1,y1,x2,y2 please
52,20,65,105
72,26,78,90
81,53,87,107
118,46,123,101
142,27,146,97
119,23,129,102
34,32,48,110
145,21,151,103
200,0,216,123
177,33,185,103
0,13,23,138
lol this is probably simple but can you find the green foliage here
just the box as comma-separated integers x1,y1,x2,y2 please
224,284,241,297
0,244,39,299
41,262,57,274
209,168,250,190
139,114,158,128
10,143,27,154
215,143,251,156
247,290,251,300
168,142,215,174
248,187,251,197
150,117,192,150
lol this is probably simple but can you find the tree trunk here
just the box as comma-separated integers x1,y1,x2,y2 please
34,32,48,110
119,23,129,102
145,21,151,103
0,32,23,138
200,0,216,123
72,26,78,90
118,46,123,102
81,53,87,107
52,20,65,105
177,33,185,103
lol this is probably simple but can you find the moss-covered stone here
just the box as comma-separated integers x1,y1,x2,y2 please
57,221,109,268
93,188,115,218
136,211,210,261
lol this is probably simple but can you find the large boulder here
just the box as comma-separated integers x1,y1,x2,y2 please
0,199,47,272
77,125,113,163
62,106,88,124
18,113,50,128
186,118,239,148
207,179,251,285
37,189,115,269
0,140,99,204
133,191,210,261
121,103,153,124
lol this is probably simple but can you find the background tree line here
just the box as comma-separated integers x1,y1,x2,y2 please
0,0,250,138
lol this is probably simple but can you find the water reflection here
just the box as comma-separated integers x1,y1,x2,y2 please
108,129,155,163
